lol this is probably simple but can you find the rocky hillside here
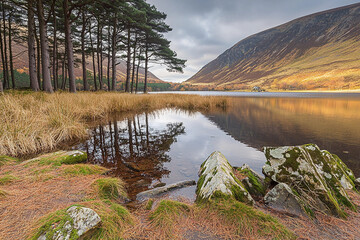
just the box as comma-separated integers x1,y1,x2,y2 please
187,3,360,90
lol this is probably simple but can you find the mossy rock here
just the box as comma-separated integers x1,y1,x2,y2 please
237,164,266,199
24,151,87,167
196,151,254,205
263,144,356,218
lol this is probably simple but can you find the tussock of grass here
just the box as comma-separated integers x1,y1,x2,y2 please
0,174,17,185
0,155,18,166
62,164,107,176
0,188,7,198
92,178,127,200
0,92,229,156
207,199,296,240
149,200,191,237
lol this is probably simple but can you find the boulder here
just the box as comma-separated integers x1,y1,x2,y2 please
237,164,266,199
196,151,254,205
264,183,306,217
263,144,356,218
38,206,101,240
354,178,360,191
23,150,87,166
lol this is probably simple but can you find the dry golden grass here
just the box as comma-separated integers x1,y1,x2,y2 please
0,91,229,156
0,151,127,240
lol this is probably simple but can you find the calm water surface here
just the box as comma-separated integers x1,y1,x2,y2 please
73,93,360,201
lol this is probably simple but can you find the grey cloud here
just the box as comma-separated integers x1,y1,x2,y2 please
147,0,359,83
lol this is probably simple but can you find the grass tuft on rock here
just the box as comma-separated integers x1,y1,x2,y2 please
0,174,17,185
84,200,133,240
92,178,127,200
205,199,296,240
62,164,107,176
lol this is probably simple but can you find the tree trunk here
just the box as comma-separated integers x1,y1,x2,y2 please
27,0,39,91
125,27,131,92
8,13,15,89
0,9,6,90
135,52,141,93
37,0,53,93
96,21,103,90
52,12,58,91
144,46,148,93
111,18,117,91
63,0,76,93
2,5,9,89
107,28,110,91
35,29,42,90
81,11,88,91
130,38,137,93
89,25,97,91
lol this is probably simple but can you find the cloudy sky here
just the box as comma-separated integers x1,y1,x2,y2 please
146,0,359,83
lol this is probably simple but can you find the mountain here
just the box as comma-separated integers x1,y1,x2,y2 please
187,3,360,91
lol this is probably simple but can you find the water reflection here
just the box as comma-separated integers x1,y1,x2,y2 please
74,95,360,200
206,97,360,174
78,113,185,198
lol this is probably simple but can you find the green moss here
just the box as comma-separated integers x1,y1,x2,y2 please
206,199,296,240
238,169,266,197
92,178,127,200
35,151,87,167
28,207,78,240
60,153,87,165
196,174,206,197
62,164,107,176
0,155,18,166
0,174,17,185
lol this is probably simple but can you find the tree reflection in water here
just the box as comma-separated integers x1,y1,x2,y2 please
77,112,186,199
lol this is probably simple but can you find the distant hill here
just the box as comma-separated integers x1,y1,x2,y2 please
187,3,360,91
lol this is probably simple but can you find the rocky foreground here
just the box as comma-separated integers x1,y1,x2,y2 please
1,144,360,239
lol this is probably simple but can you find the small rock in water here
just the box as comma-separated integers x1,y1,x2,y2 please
264,183,306,217
137,180,196,200
196,151,254,205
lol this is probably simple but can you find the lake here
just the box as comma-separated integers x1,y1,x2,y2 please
73,92,360,201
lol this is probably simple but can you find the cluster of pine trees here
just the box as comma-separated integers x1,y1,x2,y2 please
0,0,186,93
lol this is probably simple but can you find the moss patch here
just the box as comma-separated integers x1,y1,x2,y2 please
238,168,266,197
0,174,17,185
92,178,127,200
62,164,107,176
0,155,18,167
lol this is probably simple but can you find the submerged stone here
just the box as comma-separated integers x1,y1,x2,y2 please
136,180,196,200
196,151,254,205
237,164,266,199
263,144,356,218
37,206,101,240
264,183,306,217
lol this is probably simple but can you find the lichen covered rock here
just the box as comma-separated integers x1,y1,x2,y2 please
237,164,266,199
196,151,254,205
264,183,307,217
263,144,356,218
37,206,101,240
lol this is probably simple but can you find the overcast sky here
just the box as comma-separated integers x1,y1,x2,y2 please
146,0,359,83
